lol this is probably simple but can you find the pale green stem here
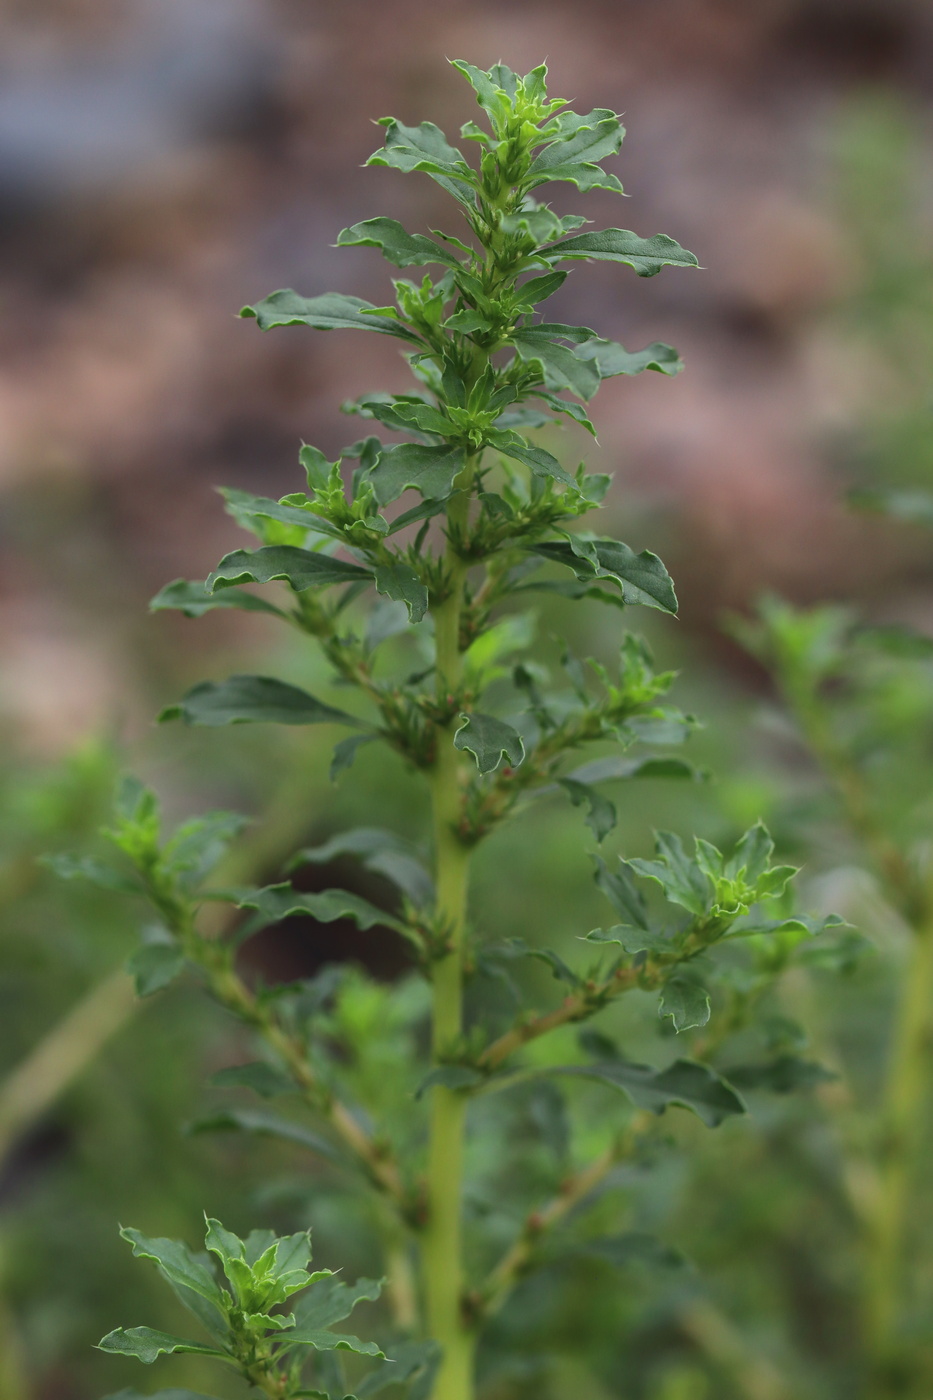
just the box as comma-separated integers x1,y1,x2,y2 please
864,916,933,1365
423,481,475,1400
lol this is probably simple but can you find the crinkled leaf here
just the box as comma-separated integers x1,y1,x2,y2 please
545,228,699,277
723,1056,838,1094
511,331,602,401
556,1058,746,1127
150,579,287,619
241,290,423,344
488,431,575,486
281,1328,384,1357
207,545,371,594
369,443,466,506
231,883,408,937
592,855,650,930
373,563,428,622
725,820,773,882
533,538,678,613
291,828,433,908
577,338,683,377
127,942,186,997
97,1328,228,1365
453,712,525,774
584,924,677,956
336,217,459,268
119,1229,227,1337
726,912,846,941
629,832,712,917
290,1276,383,1332
558,777,617,842
526,109,625,194
160,676,363,728
367,119,475,205
659,978,711,1033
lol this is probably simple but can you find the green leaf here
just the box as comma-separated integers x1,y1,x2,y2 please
568,756,703,785
453,713,525,774
330,734,379,781
556,1058,746,1127
526,109,625,193
533,538,678,613
336,218,459,268
190,1108,341,1162
577,338,683,378
150,579,288,619
278,1328,384,1357
127,942,186,997
42,853,140,895
489,432,576,486
725,820,773,883
583,1232,687,1270
511,331,602,401
629,832,712,917
290,1276,383,1331
592,855,649,930
290,828,433,908
366,119,474,204
369,443,466,506
557,778,616,842
241,290,423,344
849,487,933,526
857,624,933,659
487,937,581,988
584,924,677,956
118,1229,228,1337
97,1328,228,1365
356,1340,441,1398
415,1066,485,1099
103,1390,217,1400
723,1056,837,1094
659,978,711,1033
230,883,413,941
544,228,700,277
207,545,371,594
210,1062,294,1097
159,676,363,728
373,563,428,622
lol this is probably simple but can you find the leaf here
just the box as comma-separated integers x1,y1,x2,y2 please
453,713,525,774
127,942,186,998
356,1340,441,1397
366,119,474,204
231,883,409,938
592,855,649,930
330,734,379,781
532,539,678,614
118,1230,228,1337
487,937,581,988
291,828,433,908
556,1058,746,1127
210,1062,295,1097
159,676,363,728
582,1232,687,1270
373,563,428,622
526,109,626,194
97,1328,228,1365
857,624,933,659
415,1066,485,1099
629,832,712,917
207,545,371,594
489,433,575,486
659,979,711,1033
386,495,450,535
336,218,459,268
567,756,703,785
290,1276,383,1331
584,924,677,956
190,1108,342,1162
150,579,288,619
42,853,140,895
557,778,616,842
544,228,700,277
511,331,602,401
103,1390,218,1400
577,338,683,378
849,487,933,526
725,820,773,883
241,290,423,344
369,443,466,506
723,1056,837,1094
278,1328,384,1358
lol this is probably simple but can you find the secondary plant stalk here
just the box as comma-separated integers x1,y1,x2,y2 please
424,484,474,1400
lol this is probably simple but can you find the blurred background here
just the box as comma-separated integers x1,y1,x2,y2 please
2,1,933,1397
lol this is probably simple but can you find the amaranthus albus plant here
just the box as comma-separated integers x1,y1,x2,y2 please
58,61,845,1400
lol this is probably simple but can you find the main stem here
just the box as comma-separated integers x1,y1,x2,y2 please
865,915,933,1376
424,479,475,1400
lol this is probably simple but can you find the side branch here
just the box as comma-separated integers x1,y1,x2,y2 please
478,964,642,1071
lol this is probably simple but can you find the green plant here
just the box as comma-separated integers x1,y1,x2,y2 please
63,61,844,1400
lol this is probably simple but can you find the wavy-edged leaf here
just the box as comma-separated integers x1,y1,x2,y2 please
557,778,616,842
231,883,409,937
723,1056,837,1094
555,1058,746,1127
659,978,711,1033
511,331,602,401
97,1328,228,1365
592,854,650,930
453,712,525,774
42,852,140,895
207,545,371,594
373,563,428,622
290,828,433,908
568,755,704,785
584,924,677,956
533,538,678,613
577,338,684,378
290,1275,383,1332
127,942,186,997
159,677,363,728
488,432,575,486
278,1327,384,1358
118,1229,227,1337
150,579,288,619
366,119,475,205
336,217,460,268
210,1062,294,1097
241,290,423,344
190,1107,342,1162
369,443,466,506
526,109,625,194
544,228,699,277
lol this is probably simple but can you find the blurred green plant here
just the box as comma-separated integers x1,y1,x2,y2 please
53,60,846,1400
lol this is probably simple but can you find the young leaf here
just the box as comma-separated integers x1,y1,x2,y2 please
160,677,364,728
241,290,424,344
150,579,288,619
722,1056,837,1094
373,562,429,622
453,713,525,774
369,443,466,506
592,855,650,929
526,110,625,193
231,883,409,936
659,978,711,1033
97,1328,229,1365
533,539,678,614
336,217,460,268
489,433,576,487
511,331,602,401
577,338,684,378
290,1276,383,1331
366,119,475,204
210,1062,295,1097
127,942,186,998
207,546,371,594
557,777,617,842
556,1058,746,1127
190,1108,342,1162
544,228,700,277
118,1230,228,1338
